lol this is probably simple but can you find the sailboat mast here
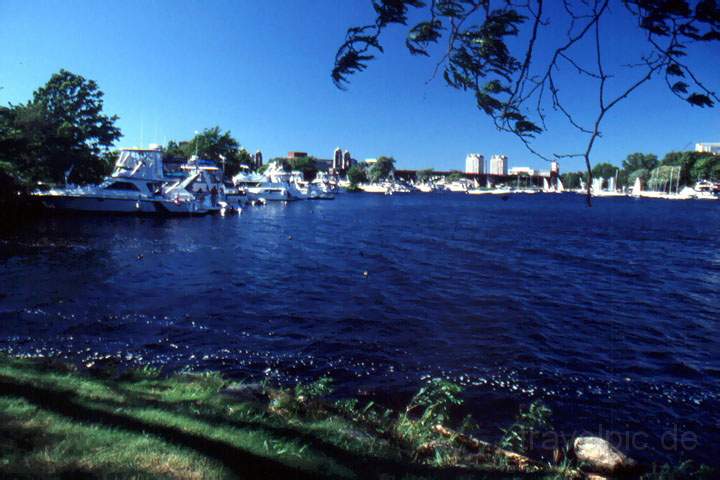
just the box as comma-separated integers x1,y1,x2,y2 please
614,169,619,192
652,168,658,192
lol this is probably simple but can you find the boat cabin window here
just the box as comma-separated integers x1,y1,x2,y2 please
105,181,140,191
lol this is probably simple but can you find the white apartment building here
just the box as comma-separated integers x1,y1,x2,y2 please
696,142,720,155
465,153,484,174
490,154,508,175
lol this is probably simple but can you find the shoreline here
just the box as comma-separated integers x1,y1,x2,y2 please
0,355,712,479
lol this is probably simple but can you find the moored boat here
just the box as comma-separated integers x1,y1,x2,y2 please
33,148,205,215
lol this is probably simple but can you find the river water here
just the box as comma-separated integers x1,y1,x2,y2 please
1,193,719,466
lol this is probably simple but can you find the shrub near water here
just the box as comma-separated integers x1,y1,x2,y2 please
394,378,464,465
500,400,552,454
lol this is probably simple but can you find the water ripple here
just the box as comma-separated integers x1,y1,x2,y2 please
1,194,719,465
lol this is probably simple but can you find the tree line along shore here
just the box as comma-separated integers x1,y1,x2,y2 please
559,152,720,192
4,70,720,224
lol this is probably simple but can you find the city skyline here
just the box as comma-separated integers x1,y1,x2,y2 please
1,0,718,172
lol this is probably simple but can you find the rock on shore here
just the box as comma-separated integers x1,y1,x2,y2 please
573,436,638,474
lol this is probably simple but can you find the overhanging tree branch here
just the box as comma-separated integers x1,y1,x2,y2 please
333,0,720,205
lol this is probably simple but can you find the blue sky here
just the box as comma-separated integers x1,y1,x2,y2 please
1,0,718,172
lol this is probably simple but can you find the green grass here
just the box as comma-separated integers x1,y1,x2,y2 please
0,358,355,479
0,355,711,479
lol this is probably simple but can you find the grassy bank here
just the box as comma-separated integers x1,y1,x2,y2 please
0,356,711,479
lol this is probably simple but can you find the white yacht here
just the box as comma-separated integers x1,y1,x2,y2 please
286,171,312,200
690,180,719,200
306,183,335,200
358,180,413,194
309,172,337,199
232,164,303,202
442,180,470,193
357,182,390,193
34,148,207,214
390,181,413,193
164,160,235,213
415,182,435,193
35,177,160,213
233,171,291,202
286,171,336,199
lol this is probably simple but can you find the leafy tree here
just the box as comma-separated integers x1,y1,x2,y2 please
31,70,121,157
0,69,121,184
164,140,186,158
369,156,396,182
620,153,659,187
648,165,682,191
347,163,368,186
180,127,252,178
288,156,319,181
446,171,465,182
416,168,434,182
690,155,720,181
184,127,236,159
660,150,717,186
268,157,291,172
616,170,629,189
627,168,651,187
591,162,618,188
333,1,720,204
233,149,254,176
165,128,253,178
560,171,585,190
0,160,24,184
0,103,49,180
100,150,120,172
622,153,659,173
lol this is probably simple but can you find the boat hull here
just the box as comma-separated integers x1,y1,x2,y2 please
38,195,156,213
150,200,211,215
37,195,212,216
246,188,296,202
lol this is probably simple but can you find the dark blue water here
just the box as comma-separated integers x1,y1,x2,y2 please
1,193,719,466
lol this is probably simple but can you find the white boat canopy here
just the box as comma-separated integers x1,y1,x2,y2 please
112,149,165,180
232,172,265,184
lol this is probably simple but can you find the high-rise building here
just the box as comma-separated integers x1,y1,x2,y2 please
465,153,484,174
254,150,263,170
490,154,508,175
332,147,343,171
342,150,353,171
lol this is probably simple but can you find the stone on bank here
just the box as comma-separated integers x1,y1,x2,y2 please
573,436,638,475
